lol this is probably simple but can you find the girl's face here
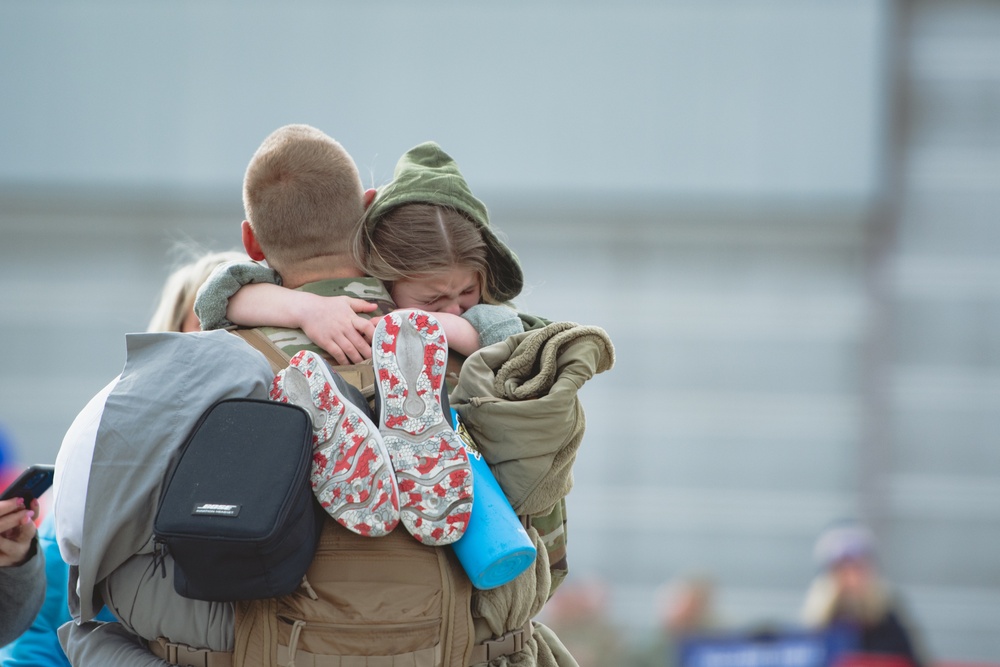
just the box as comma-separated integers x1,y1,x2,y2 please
392,268,481,316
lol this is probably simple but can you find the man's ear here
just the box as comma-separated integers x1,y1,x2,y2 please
241,220,266,261
363,188,377,209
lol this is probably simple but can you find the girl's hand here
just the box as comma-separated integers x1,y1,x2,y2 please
0,497,38,567
228,284,378,365
298,297,378,365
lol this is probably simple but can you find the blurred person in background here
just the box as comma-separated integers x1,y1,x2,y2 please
0,391,46,651
540,576,622,667
0,513,115,664
801,521,928,666
626,574,716,667
147,248,248,333
0,249,244,665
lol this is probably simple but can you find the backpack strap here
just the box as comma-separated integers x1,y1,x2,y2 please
230,328,376,400
328,359,375,400
469,620,534,665
230,328,290,374
233,519,476,667
149,638,232,667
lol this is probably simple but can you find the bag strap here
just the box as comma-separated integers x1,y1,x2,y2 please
469,620,533,665
230,328,376,399
231,328,290,374
149,638,232,667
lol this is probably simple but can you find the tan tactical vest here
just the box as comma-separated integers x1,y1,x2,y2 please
233,519,474,666
231,329,475,667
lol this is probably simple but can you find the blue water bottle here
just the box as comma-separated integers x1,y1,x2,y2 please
450,412,537,590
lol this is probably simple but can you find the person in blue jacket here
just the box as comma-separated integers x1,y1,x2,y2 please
0,511,116,665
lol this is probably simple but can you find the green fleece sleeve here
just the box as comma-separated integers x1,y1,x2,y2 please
462,304,525,348
193,261,281,331
517,311,551,332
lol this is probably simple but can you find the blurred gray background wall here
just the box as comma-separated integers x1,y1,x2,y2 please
1,0,997,662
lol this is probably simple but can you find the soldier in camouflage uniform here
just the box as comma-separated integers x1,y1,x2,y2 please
192,141,603,666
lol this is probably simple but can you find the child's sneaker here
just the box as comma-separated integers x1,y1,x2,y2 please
271,350,399,537
372,311,473,545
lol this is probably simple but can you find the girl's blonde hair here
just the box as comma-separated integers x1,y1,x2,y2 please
354,203,499,304
147,250,248,332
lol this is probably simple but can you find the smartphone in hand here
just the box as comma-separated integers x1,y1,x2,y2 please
1,464,56,505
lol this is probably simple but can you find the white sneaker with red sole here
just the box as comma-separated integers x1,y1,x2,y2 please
271,350,400,537
372,311,473,545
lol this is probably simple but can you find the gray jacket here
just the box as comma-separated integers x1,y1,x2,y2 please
67,330,273,623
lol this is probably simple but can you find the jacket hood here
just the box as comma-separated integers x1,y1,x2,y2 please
364,142,524,302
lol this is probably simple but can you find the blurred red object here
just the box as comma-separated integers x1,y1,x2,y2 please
837,657,1000,667
0,469,16,493
835,655,915,667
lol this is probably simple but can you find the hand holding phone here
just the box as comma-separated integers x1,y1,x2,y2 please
1,464,55,505
0,466,49,566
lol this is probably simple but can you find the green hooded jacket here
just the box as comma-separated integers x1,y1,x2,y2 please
365,141,525,304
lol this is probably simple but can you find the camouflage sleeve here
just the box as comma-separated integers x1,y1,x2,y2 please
529,499,568,599
193,261,281,331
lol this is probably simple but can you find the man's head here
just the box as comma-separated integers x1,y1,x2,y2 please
242,124,372,285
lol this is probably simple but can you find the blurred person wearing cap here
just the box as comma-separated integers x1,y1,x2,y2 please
801,521,928,665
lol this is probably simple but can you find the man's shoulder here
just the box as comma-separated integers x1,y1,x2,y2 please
246,326,349,369
254,326,326,360
298,276,393,307
250,277,395,365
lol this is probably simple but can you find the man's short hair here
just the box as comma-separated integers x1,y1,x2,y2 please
243,124,365,270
